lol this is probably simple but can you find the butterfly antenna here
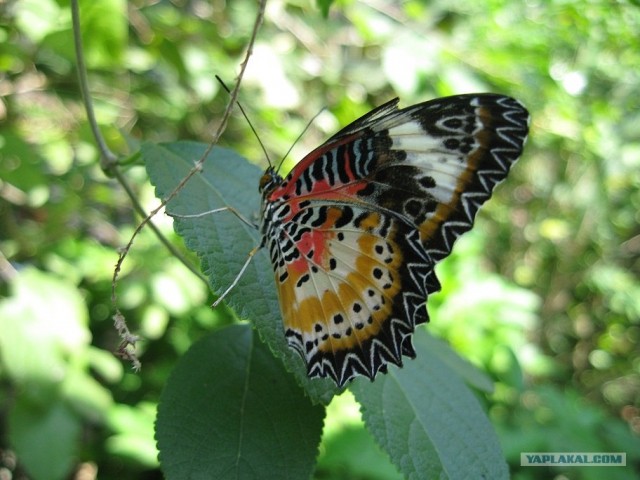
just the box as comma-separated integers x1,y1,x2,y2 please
215,75,272,168
276,106,327,175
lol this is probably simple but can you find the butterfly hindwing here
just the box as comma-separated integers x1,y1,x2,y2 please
259,94,529,386
271,204,432,386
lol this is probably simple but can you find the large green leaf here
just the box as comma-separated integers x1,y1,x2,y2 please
156,324,325,480
143,141,338,403
350,329,508,480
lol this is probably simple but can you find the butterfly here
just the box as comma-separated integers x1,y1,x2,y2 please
252,94,529,387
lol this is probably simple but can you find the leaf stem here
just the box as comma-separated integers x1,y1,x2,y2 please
70,0,117,171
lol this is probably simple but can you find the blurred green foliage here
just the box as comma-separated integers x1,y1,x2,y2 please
1,0,639,478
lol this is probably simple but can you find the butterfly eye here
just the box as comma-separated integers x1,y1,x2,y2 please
259,168,283,195
258,173,271,192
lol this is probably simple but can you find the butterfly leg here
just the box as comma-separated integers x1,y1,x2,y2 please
168,206,257,229
211,244,261,308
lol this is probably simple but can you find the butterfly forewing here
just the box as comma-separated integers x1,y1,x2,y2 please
260,94,529,387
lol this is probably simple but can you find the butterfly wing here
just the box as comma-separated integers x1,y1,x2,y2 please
262,94,529,386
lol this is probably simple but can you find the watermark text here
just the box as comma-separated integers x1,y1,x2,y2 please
521,452,626,467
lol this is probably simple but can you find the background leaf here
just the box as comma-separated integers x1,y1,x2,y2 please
351,329,508,480
0,268,113,480
8,401,81,480
417,328,495,394
156,323,325,480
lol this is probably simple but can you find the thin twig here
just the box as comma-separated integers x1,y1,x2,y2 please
111,168,209,285
0,250,18,283
110,0,268,364
71,0,117,170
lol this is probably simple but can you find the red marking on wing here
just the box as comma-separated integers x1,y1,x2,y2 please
286,207,346,274
289,229,329,274
271,132,363,201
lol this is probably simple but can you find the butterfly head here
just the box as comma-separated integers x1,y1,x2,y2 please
258,167,283,198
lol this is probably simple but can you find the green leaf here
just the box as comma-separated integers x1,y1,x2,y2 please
316,0,334,18
14,0,62,43
106,402,159,468
0,267,90,388
0,267,114,478
143,141,338,403
419,331,494,393
350,329,508,480
9,400,81,480
156,324,325,480
317,425,403,479
78,0,127,68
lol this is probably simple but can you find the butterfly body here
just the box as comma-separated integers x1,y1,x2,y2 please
258,94,529,387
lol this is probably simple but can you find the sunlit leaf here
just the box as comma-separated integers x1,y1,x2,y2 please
106,403,158,468
0,268,90,386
